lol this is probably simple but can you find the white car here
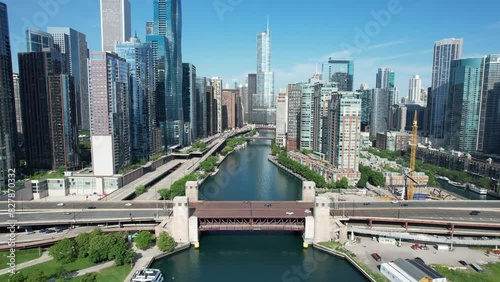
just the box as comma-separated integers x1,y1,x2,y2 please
391,200,399,204
285,211,294,215
125,203,132,206
56,203,64,207
304,209,312,213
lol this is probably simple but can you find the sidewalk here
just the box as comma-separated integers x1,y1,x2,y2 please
0,251,52,275
124,246,164,282
64,260,115,279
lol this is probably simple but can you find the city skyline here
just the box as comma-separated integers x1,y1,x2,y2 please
3,0,500,97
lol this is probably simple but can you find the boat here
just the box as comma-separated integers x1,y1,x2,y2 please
447,180,466,188
436,176,450,181
130,268,164,282
467,184,488,195
210,168,219,176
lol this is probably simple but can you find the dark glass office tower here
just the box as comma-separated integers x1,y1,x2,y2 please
0,2,17,190
322,59,354,91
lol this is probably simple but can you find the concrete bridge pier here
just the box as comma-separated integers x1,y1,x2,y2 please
185,181,199,202
172,196,190,243
302,181,316,202
313,196,333,243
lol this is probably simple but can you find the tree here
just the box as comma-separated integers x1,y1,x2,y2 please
368,172,385,187
26,270,47,282
477,177,491,189
157,231,176,252
49,238,77,263
134,231,154,250
55,265,67,279
135,185,146,196
75,232,92,258
8,272,26,282
199,160,214,172
80,273,98,282
158,188,169,200
340,177,349,189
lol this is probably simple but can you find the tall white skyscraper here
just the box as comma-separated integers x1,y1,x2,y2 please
275,91,287,147
253,18,275,124
408,75,422,104
210,77,223,133
430,38,463,139
100,0,131,52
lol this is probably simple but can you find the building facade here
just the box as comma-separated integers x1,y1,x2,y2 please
275,91,287,147
376,67,395,89
47,27,90,130
26,28,54,52
286,83,302,151
253,22,275,125
100,0,131,52
322,59,354,91
430,38,463,139
408,75,422,105
445,57,485,152
211,77,223,133
182,63,196,143
0,2,17,191
196,77,208,138
116,37,155,161
221,90,237,130
89,52,131,176
480,55,500,154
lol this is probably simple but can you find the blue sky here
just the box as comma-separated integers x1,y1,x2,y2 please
4,0,500,99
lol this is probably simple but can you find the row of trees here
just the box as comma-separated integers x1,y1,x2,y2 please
199,156,219,173
221,137,246,155
357,164,385,188
158,173,197,200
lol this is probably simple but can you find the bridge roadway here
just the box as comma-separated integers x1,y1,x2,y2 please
191,201,313,219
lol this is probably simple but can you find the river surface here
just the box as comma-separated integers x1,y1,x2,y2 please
437,179,497,200
152,133,369,281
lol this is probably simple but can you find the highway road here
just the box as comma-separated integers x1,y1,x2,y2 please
3,200,174,210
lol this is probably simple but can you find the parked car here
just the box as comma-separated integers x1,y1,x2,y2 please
470,210,480,215
411,244,420,250
264,203,271,207
391,200,399,204
304,209,312,213
45,229,55,234
371,253,382,262
459,260,468,266
56,203,64,207
87,206,96,209
285,211,294,215
363,203,370,206
125,203,132,206
39,229,47,233
62,212,71,215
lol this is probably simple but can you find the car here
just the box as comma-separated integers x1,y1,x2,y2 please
391,200,399,204
304,209,312,213
87,206,96,209
470,210,480,215
62,212,71,215
264,203,272,207
371,253,382,262
363,203,370,205
39,229,47,233
285,212,294,215
411,244,420,250
45,229,55,234
419,245,429,250
459,260,468,266
401,203,408,206
125,203,132,206
25,231,34,235
56,203,64,207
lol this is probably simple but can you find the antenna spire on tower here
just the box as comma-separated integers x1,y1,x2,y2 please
266,15,269,33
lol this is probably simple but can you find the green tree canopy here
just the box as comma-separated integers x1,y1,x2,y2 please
135,185,146,196
26,269,47,282
80,273,98,282
49,238,78,263
134,231,155,250
157,231,176,252
8,272,26,282
75,232,92,258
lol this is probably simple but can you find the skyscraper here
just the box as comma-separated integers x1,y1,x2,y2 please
359,85,371,132
19,49,79,170
26,28,54,52
100,0,131,52
146,21,154,35
47,27,90,130
196,77,208,138
445,58,484,152
253,19,275,124
376,67,395,89
300,79,322,150
322,59,354,91
430,38,463,139
370,88,391,138
0,2,17,191
286,83,302,151
182,63,196,143
116,37,155,161
89,52,131,175
408,75,422,104
210,77,223,133
153,0,183,146
12,74,23,150
480,55,500,154
247,73,256,123
221,90,237,130
275,91,287,147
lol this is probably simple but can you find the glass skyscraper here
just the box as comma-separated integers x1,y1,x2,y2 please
253,20,275,124
100,0,131,52
153,0,183,146
445,58,484,152
116,37,155,161
430,38,463,139
322,59,354,91
376,67,395,89
0,2,17,191
480,54,500,154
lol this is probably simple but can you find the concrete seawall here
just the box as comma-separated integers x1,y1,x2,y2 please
313,243,378,282
267,156,306,182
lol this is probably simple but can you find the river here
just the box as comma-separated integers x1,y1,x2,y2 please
436,179,497,200
152,133,368,281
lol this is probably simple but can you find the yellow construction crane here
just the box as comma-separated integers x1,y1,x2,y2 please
407,111,418,200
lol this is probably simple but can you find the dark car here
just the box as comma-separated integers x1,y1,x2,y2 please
470,210,480,215
363,203,370,206
401,203,408,206
88,206,97,209
39,229,47,233
459,260,468,266
62,212,71,215
45,229,55,234
264,203,272,207
371,253,382,262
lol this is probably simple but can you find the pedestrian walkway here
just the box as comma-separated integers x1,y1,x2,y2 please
0,251,52,275
124,246,163,282
64,260,115,279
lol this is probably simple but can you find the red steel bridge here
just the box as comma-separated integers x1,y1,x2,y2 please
191,201,313,231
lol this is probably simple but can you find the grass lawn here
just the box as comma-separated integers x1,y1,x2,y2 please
69,264,133,282
0,258,95,281
433,263,500,282
0,248,42,269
